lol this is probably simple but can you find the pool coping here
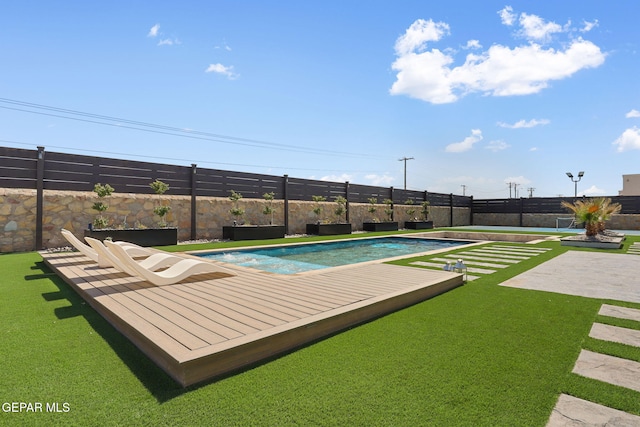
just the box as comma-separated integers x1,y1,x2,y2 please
187,234,489,277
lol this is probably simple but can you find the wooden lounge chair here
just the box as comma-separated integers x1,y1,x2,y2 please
61,228,153,267
104,240,233,286
84,237,185,275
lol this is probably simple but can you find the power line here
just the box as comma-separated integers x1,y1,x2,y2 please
0,97,382,158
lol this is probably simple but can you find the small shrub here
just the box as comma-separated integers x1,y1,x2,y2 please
92,183,114,229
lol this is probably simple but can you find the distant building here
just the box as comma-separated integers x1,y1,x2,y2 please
619,174,640,195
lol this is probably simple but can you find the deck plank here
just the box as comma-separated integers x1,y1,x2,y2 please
42,250,463,387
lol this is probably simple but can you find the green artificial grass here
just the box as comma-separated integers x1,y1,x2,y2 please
1,233,640,426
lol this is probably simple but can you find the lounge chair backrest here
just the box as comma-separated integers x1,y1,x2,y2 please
61,229,99,262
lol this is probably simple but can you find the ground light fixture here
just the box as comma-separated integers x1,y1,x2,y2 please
443,259,468,281
566,171,584,197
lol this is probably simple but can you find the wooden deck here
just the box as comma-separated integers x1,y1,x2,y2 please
42,251,463,387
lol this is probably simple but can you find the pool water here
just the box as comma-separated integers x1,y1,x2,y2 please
198,237,469,274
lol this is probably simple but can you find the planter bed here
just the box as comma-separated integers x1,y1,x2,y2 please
362,222,399,232
84,228,178,246
404,221,433,230
223,225,286,241
306,223,352,236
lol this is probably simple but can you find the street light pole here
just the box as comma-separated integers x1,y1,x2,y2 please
398,157,414,190
566,171,584,197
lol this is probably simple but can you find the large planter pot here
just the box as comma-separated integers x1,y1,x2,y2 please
404,221,433,230
362,222,399,232
223,225,286,241
306,223,352,236
84,227,178,246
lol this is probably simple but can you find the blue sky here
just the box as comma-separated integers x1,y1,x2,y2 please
1,1,639,198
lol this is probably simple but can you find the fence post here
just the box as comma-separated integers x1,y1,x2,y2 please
470,195,474,226
345,181,350,223
35,146,45,250
519,197,524,227
190,164,197,240
449,193,454,227
390,186,394,221
283,174,289,234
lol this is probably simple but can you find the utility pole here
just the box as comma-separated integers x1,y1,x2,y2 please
527,187,535,198
507,182,514,198
460,184,467,196
398,157,414,190
513,183,519,198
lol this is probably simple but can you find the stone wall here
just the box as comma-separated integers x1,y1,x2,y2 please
472,213,640,230
0,188,471,253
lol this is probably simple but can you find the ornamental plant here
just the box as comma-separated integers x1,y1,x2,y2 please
229,190,245,225
367,197,378,222
421,200,430,221
333,196,347,223
561,197,621,237
150,179,171,228
383,198,394,222
311,195,327,223
262,192,276,225
405,199,416,220
91,183,114,229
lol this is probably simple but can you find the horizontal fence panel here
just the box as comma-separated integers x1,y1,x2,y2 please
0,147,38,189
428,193,453,207
195,168,284,199
473,199,522,214
287,177,346,201
348,184,392,203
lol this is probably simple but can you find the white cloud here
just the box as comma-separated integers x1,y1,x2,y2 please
365,174,395,186
318,173,353,183
625,109,640,118
205,63,239,79
390,8,606,104
498,6,516,26
581,20,599,33
497,118,550,128
581,185,606,196
446,129,483,153
148,24,160,37
464,40,482,50
158,38,180,46
613,127,640,152
485,140,510,152
394,19,450,56
529,147,538,152
518,12,565,42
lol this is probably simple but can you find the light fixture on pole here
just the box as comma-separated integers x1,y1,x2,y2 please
398,157,414,190
566,171,584,197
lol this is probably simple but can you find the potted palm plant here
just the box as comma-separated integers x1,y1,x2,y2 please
306,195,352,235
363,197,398,231
404,200,433,229
223,191,286,240
560,197,623,248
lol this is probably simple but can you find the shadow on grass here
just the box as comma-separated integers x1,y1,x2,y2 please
32,260,192,401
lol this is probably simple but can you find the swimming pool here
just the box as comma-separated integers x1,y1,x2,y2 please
197,237,470,274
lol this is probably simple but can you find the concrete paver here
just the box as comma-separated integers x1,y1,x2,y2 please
599,304,640,322
572,349,640,393
546,394,640,427
499,252,640,303
431,257,509,269
589,323,640,347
